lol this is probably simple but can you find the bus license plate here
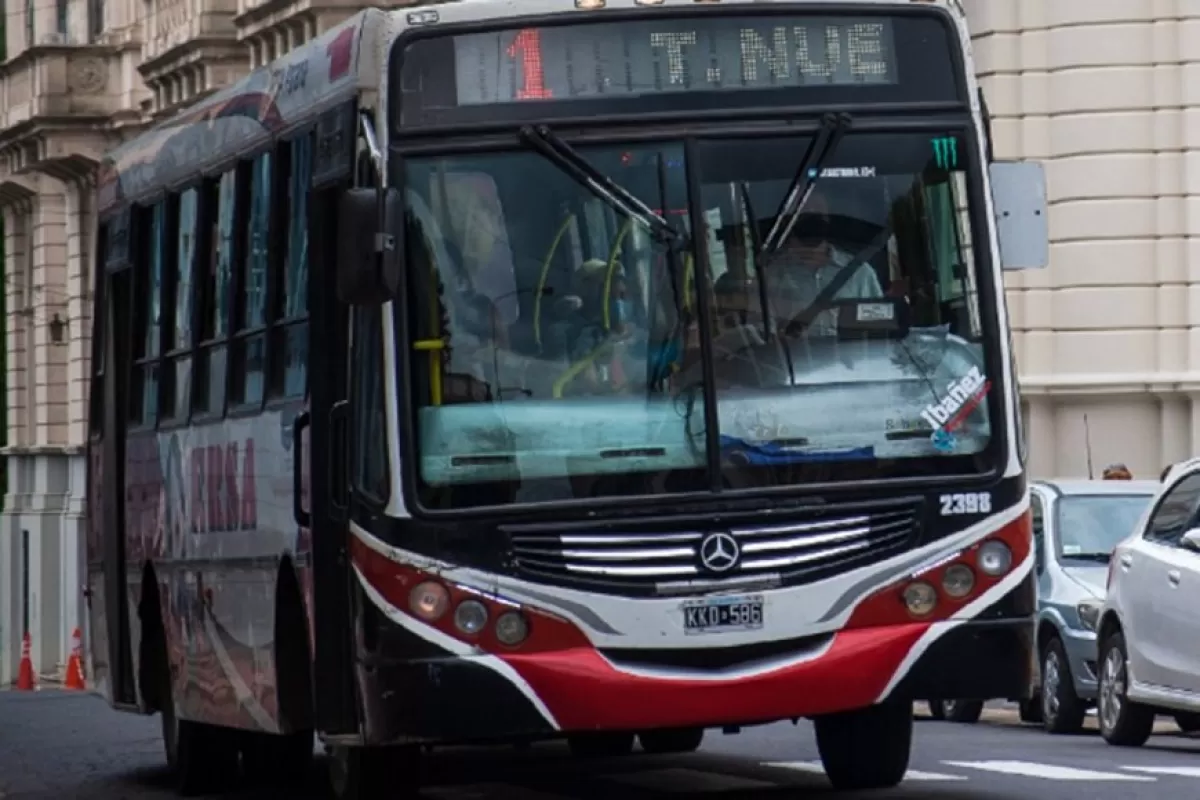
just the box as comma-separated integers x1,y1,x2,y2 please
682,595,764,634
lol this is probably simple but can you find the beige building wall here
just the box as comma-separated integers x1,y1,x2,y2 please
965,0,1197,481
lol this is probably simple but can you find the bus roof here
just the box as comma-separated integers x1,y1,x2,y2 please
397,0,965,25
97,8,388,215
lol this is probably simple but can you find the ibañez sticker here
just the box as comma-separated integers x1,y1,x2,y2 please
921,366,991,448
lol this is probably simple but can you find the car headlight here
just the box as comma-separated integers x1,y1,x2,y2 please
1076,600,1101,632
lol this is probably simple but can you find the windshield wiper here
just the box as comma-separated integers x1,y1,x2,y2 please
758,112,852,262
519,125,683,247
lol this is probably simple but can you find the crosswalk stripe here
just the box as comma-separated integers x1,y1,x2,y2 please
763,761,966,781
1122,765,1200,778
942,760,1156,782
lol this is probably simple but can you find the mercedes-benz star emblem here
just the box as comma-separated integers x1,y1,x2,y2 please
698,532,740,574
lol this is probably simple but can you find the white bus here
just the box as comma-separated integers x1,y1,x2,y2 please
87,1,1047,797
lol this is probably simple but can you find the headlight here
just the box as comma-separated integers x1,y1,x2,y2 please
903,582,938,617
977,540,1013,576
1076,600,1101,633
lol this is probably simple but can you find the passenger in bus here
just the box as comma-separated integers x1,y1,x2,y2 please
769,186,885,337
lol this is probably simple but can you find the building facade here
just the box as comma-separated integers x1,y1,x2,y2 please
0,0,404,685
965,0,1200,480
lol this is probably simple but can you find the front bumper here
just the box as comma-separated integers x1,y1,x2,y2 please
356,605,1035,745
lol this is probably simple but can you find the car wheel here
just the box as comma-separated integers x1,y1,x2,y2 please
942,699,984,723
1041,637,1086,734
1098,631,1155,747
815,702,911,790
927,699,947,720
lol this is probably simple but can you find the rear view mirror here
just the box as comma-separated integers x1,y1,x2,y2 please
336,187,403,306
990,161,1048,270
1182,528,1200,553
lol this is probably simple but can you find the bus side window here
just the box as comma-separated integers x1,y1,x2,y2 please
1031,492,1046,575
230,152,272,408
130,201,168,426
351,304,388,503
268,133,311,400
192,171,237,416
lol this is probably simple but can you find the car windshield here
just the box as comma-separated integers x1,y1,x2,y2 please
1055,495,1153,560
403,130,998,510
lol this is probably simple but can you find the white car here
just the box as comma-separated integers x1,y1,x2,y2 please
1097,463,1200,745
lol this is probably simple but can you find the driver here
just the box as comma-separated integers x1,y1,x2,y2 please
770,186,884,336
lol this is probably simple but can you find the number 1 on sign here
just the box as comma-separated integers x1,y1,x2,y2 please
508,29,552,100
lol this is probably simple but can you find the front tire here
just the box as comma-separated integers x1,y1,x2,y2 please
1098,631,1154,747
815,702,911,790
329,745,420,799
1041,637,1086,734
638,728,704,755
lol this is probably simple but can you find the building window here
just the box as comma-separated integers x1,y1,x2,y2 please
88,0,103,41
25,0,34,47
55,0,66,36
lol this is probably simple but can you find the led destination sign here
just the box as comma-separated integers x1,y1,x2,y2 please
450,18,897,106
395,13,960,125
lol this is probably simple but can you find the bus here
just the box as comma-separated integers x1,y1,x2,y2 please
85,1,1048,797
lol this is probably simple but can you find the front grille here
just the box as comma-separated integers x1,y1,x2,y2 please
506,498,921,595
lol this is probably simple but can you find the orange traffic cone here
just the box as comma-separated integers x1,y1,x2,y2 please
64,628,85,690
16,632,35,691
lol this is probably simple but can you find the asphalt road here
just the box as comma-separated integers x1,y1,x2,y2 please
3,691,1200,799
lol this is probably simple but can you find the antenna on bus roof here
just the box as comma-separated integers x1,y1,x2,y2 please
1083,414,1094,479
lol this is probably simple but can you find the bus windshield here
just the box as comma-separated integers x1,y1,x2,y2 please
403,130,996,510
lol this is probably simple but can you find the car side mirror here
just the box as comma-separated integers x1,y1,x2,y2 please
990,161,1048,270
1181,528,1200,553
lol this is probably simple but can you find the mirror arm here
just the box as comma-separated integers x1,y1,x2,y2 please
357,110,396,270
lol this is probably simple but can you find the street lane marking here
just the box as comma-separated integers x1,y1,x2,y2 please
764,761,966,781
1122,766,1200,778
942,761,1155,781
607,768,776,792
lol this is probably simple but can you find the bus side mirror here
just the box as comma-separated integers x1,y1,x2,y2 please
336,187,403,305
990,161,1048,271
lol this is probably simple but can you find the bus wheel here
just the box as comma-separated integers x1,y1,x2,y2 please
567,732,635,758
815,702,911,790
638,727,704,755
161,700,238,795
157,660,237,794
329,745,420,799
